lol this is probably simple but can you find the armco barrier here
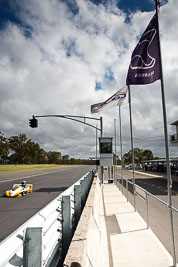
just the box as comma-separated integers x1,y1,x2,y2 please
0,169,96,267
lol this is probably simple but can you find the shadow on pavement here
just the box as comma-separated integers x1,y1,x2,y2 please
35,187,68,193
135,178,178,196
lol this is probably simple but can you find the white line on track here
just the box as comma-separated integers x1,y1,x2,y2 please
0,168,67,184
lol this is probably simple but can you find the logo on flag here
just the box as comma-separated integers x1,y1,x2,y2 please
126,14,161,85
91,86,128,113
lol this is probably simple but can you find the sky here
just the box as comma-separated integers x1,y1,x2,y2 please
0,0,178,159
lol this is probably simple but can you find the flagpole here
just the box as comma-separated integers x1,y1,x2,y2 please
100,117,104,184
96,125,98,163
128,85,136,211
119,105,123,193
155,0,176,264
114,118,117,181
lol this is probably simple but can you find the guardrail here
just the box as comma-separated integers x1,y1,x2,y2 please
115,176,178,266
0,169,96,267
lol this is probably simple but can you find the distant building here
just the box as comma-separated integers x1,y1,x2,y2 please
170,120,178,146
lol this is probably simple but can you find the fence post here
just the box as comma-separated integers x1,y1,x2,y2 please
108,167,110,180
81,177,87,209
74,184,81,226
86,173,90,196
126,180,128,202
23,227,42,267
118,178,120,190
62,195,72,261
90,170,94,186
122,176,123,194
146,191,149,229
134,189,137,212
89,171,94,189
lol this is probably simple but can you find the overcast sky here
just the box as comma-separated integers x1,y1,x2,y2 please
0,0,178,159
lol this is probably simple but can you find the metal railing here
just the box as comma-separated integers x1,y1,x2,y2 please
115,176,178,266
0,169,96,267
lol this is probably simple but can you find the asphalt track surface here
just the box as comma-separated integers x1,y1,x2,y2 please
119,170,178,261
0,165,95,242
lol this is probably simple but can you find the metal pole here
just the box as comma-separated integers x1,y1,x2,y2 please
34,114,101,131
119,106,124,193
23,228,42,267
108,166,110,179
155,1,176,264
146,192,149,229
100,117,104,184
128,86,136,211
74,184,82,225
114,118,117,181
62,196,72,261
96,125,98,160
126,180,128,202
100,117,103,137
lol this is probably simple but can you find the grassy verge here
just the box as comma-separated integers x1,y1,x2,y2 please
0,164,71,174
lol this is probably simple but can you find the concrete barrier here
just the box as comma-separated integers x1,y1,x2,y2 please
63,176,102,267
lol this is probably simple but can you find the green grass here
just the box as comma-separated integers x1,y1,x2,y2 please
0,164,70,174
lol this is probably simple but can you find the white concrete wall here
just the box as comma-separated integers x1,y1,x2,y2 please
63,177,102,267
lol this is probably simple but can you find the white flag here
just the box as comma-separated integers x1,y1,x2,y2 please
91,85,128,113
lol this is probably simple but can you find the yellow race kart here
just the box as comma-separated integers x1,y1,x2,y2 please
6,183,33,197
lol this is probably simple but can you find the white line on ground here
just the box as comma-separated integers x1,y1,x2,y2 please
0,168,67,184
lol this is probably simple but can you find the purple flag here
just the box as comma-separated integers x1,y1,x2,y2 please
126,14,161,85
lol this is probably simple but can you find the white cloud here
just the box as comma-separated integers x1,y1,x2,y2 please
0,0,178,159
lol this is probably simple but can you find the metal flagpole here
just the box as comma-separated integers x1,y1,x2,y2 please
96,125,98,159
114,118,117,180
119,105,124,193
155,0,176,264
96,125,98,169
128,85,136,211
100,117,104,184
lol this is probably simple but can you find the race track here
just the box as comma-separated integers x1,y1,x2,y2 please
0,165,94,241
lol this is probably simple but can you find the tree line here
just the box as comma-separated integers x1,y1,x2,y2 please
0,132,156,165
122,147,157,164
0,132,95,165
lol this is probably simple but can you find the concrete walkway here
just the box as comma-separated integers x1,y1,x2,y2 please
100,182,173,267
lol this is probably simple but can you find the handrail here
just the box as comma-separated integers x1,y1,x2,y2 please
117,175,177,211
116,175,177,265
